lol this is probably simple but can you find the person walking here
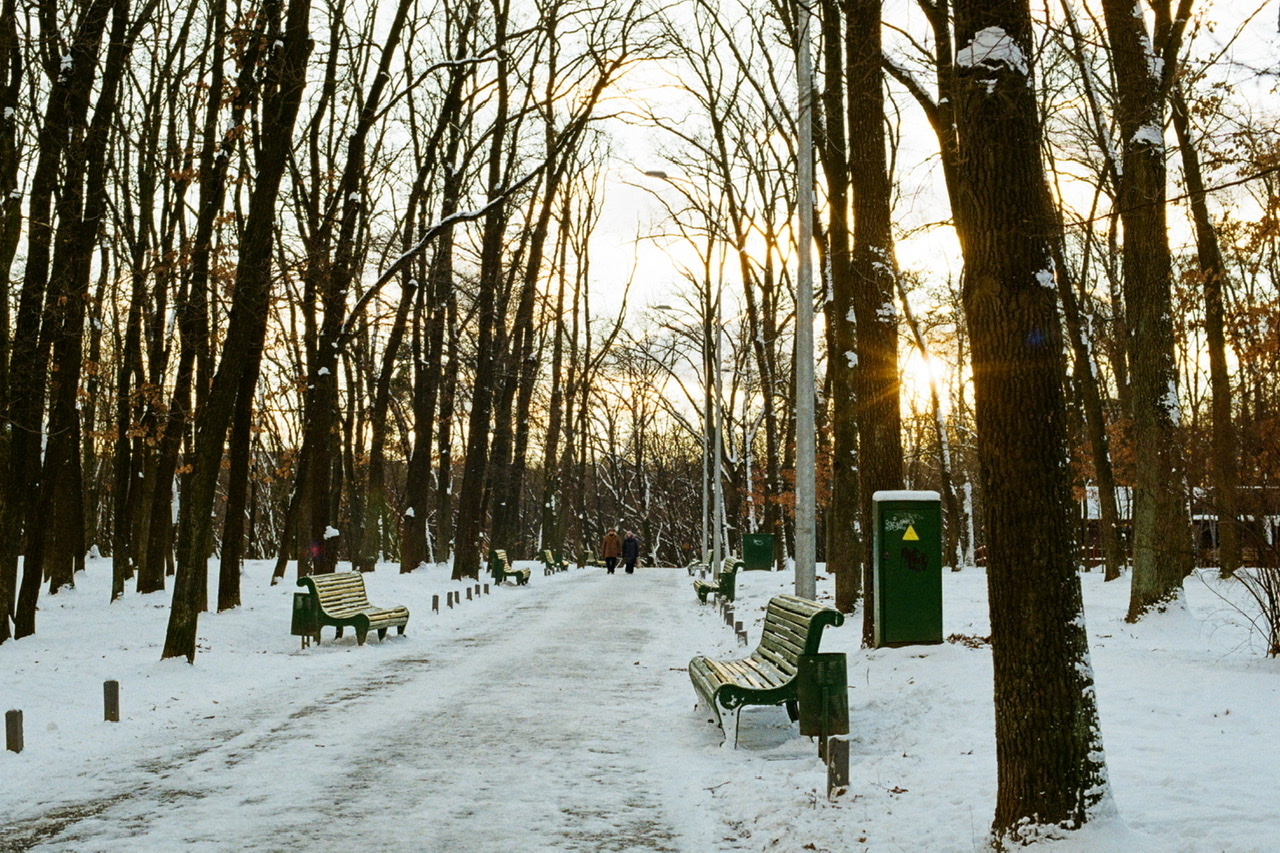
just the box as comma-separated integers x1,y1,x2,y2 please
601,528,622,574
622,530,640,574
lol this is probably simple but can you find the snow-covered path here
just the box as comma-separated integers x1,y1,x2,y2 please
8,570,725,852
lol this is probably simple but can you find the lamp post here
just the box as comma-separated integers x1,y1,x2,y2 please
794,0,817,600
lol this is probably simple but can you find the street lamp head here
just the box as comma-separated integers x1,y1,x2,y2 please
642,170,670,179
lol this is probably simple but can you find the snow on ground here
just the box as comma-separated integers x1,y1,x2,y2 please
2,557,1278,852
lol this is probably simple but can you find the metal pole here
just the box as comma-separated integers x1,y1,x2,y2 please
712,298,725,575
704,300,714,577
794,0,817,600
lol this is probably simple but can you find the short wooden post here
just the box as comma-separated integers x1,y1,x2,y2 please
827,736,850,798
104,680,120,722
466,587,472,601
484,584,490,595
474,584,481,597
5,709,21,753
736,629,748,645
447,592,454,608
432,594,439,613
734,620,743,633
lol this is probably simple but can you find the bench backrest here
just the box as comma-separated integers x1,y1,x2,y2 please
755,594,844,678
298,572,371,615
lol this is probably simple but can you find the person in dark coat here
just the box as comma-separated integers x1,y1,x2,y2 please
622,530,640,574
601,528,622,574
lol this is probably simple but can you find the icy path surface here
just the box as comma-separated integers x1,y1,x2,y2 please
16,571,723,852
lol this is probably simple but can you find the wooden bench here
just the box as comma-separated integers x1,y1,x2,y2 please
685,550,711,576
692,557,742,603
540,548,569,575
688,593,845,743
578,550,605,568
489,549,530,585
295,572,409,646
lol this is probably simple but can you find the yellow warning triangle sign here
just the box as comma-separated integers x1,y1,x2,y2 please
903,524,920,542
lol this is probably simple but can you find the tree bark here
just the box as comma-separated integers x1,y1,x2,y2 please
952,0,1110,839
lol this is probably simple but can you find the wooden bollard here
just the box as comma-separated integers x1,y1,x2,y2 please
447,592,454,608
474,584,481,597
104,680,120,722
5,709,21,753
483,584,490,595
736,629,748,645
827,736,850,798
432,594,440,614
466,587,472,601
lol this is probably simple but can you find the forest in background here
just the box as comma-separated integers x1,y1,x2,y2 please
0,0,1277,649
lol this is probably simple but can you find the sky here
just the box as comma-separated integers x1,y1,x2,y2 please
589,0,1280,321
3,554,1279,851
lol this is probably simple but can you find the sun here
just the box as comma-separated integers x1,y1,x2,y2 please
899,349,951,415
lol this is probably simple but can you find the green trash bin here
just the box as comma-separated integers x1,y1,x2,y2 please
741,532,775,570
872,490,943,647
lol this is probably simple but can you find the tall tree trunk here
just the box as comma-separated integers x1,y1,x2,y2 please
1171,86,1239,578
356,277,415,572
1049,226,1125,581
1099,0,1195,620
952,1,1110,839
452,4,512,581
816,0,859,611
846,0,903,642
0,0,21,641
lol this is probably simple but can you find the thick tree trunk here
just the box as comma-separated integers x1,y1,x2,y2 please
952,1,1110,839
846,0,904,642
815,0,860,614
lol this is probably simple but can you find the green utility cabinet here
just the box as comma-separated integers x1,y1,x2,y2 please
872,491,943,647
741,532,776,570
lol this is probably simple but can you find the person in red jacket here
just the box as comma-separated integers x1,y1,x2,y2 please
601,529,622,574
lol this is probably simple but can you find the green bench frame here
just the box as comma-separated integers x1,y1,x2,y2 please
578,550,605,568
540,548,569,575
685,550,711,576
295,572,410,646
489,549,530,585
688,593,844,744
692,557,742,603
